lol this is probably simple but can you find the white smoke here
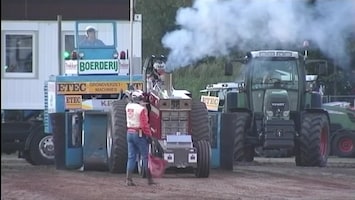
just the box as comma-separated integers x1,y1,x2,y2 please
162,0,355,71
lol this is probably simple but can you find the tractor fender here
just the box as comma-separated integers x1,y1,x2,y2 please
24,123,44,151
224,91,250,113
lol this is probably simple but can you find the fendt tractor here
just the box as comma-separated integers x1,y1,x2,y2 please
217,50,331,168
201,71,355,159
200,82,293,158
47,20,211,177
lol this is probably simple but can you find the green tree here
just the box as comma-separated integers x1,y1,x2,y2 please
135,0,192,59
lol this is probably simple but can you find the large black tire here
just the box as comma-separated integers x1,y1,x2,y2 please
190,101,211,177
23,150,34,165
27,125,55,165
296,113,330,167
331,130,355,158
107,100,128,173
233,112,254,162
195,140,211,178
190,101,211,142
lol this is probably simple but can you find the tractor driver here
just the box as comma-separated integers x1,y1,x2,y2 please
262,68,281,84
79,26,105,47
125,90,156,186
147,59,166,91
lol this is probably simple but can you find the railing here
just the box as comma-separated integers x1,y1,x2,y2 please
322,95,355,106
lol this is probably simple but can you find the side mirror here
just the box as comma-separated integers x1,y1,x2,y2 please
224,62,233,76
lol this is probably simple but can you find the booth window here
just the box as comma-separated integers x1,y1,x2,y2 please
2,32,37,78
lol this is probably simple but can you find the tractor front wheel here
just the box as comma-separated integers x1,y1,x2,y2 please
194,140,211,178
233,112,254,162
296,113,330,167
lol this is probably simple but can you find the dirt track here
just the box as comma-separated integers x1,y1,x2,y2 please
2,154,355,200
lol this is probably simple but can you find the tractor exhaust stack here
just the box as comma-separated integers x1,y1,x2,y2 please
163,72,173,97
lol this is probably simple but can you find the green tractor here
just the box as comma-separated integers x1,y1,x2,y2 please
222,50,331,167
322,103,355,158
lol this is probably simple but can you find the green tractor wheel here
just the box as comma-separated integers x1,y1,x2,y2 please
233,112,254,162
296,113,330,167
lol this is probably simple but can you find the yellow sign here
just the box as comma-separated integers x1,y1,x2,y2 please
201,96,220,111
57,81,143,94
65,95,82,109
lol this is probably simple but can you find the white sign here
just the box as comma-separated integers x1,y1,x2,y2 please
201,96,220,111
78,59,119,75
64,60,78,75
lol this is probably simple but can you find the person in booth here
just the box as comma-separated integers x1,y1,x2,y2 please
79,26,105,47
125,90,156,186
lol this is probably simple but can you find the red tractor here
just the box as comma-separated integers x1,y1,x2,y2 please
106,55,211,178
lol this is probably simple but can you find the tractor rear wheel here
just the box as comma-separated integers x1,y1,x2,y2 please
331,130,355,158
190,101,211,178
194,140,211,178
190,101,211,142
107,100,128,173
233,112,254,162
296,113,330,167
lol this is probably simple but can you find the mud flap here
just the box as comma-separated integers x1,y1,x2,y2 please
82,111,110,171
50,113,66,169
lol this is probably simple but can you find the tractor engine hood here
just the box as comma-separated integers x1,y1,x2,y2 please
263,89,290,120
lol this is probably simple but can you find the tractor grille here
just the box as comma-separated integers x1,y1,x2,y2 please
161,111,189,138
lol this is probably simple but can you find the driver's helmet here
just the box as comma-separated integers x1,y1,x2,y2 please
85,26,97,36
131,90,144,103
153,60,166,75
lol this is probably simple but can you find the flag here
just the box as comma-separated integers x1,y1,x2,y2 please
148,154,168,178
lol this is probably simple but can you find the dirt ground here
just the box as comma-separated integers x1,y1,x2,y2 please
1,154,355,200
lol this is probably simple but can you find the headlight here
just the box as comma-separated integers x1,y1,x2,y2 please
283,111,290,117
266,111,273,117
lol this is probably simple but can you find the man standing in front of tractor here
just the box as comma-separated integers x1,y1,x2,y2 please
125,90,156,186
79,26,105,47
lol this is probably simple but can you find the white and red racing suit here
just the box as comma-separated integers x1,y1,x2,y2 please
126,102,151,136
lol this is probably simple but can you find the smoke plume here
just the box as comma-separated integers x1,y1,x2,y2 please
162,0,355,71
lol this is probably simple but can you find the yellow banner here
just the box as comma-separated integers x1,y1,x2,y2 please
65,95,82,109
57,81,143,94
201,96,220,111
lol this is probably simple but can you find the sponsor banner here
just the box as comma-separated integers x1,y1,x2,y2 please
65,95,82,109
201,96,220,111
57,81,143,94
78,59,118,75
